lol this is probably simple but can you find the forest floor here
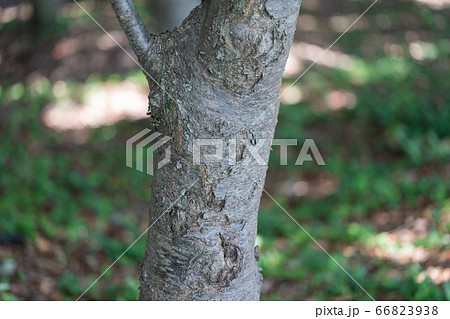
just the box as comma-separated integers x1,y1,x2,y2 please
0,0,449,300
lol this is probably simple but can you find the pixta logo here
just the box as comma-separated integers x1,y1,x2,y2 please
193,138,325,166
126,129,325,175
126,129,171,176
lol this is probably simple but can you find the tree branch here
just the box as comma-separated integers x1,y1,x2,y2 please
109,0,154,63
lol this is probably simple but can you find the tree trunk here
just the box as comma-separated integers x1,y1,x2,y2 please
109,0,301,300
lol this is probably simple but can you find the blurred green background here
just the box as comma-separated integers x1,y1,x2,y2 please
0,0,449,300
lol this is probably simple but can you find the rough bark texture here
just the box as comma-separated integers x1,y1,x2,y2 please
110,0,301,300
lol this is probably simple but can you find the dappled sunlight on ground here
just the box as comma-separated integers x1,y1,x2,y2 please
279,174,339,199
42,81,148,131
418,267,450,285
367,207,450,285
0,3,33,24
325,90,356,110
283,41,354,77
414,0,450,10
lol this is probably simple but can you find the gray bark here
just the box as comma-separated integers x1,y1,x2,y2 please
109,0,301,300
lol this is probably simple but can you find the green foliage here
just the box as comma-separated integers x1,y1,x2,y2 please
0,0,448,301
0,72,150,300
260,1,449,300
